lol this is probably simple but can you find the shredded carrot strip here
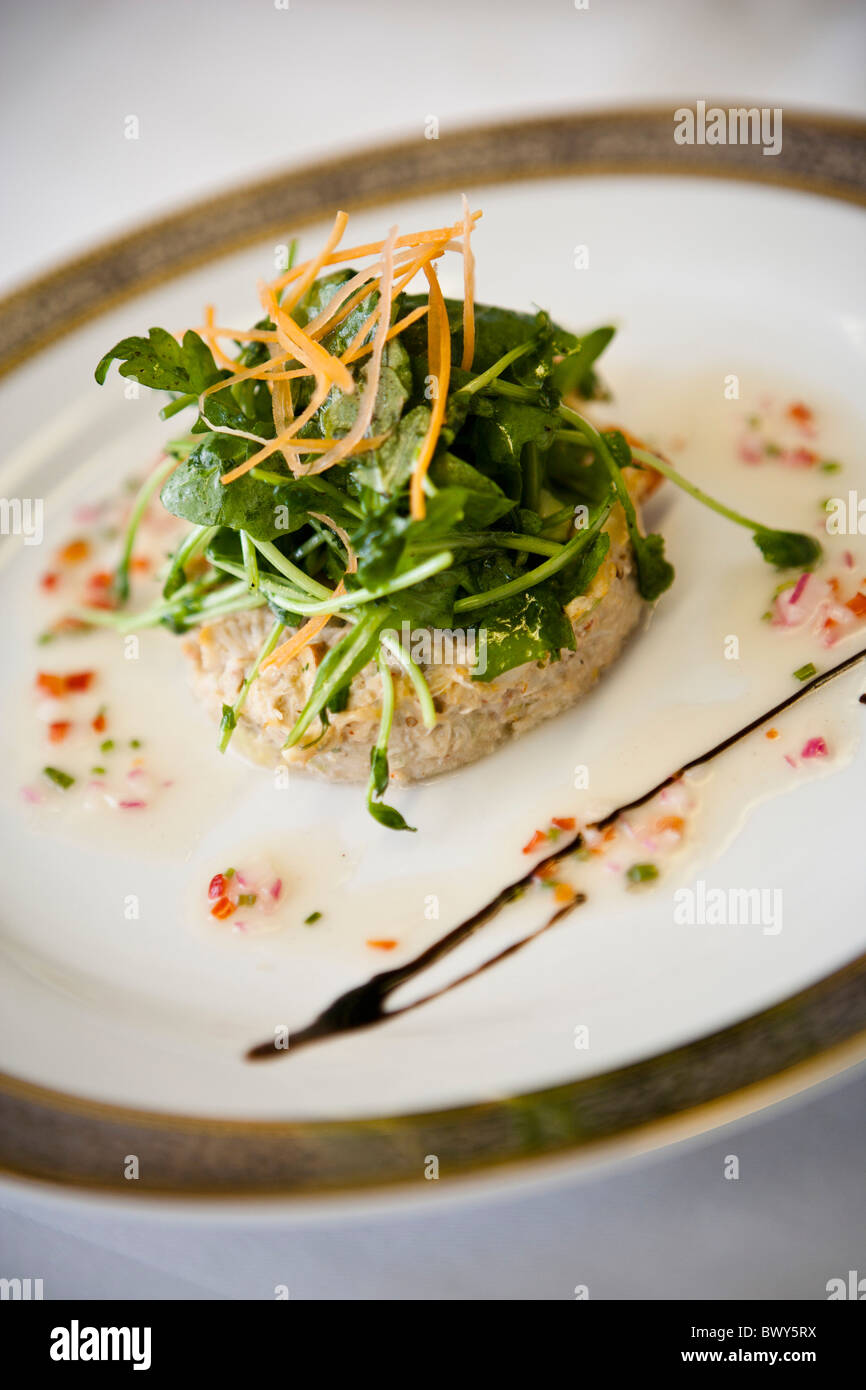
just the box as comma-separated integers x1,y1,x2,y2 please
460,194,475,371
308,512,357,572
260,613,334,672
301,226,397,478
192,324,280,344
409,263,451,519
279,210,349,313
269,213,482,294
343,240,446,359
343,304,428,364
262,287,355,395
219,379,331,482
201,305,245,371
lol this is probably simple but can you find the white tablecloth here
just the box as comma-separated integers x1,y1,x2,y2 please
1,0,864,1299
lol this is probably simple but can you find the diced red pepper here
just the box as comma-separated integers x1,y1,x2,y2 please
130,555,151,573
210,896,235,920
208,873,228,901
40,572,60,591
48,721,71,743
84,596,116,611
521,829,548,855
36,672,66,698
787,401,813,425
65,671,95,692
551,816,575,831
846,593,866,617
87,571,114,590
92,710,107,733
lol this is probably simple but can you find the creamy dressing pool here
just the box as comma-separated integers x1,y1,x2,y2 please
9,369,866,972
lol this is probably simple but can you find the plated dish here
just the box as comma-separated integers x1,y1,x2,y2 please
1,112,865,1198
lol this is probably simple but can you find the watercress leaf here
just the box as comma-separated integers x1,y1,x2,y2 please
367,797,416,832
161,434,302,542
600,429,675,601
96,328,222,394
632,530,674,601
551,326,616,397
351,404,432,495
428,453,513,527
388,565,469,629
350,488,467,590
473,583,575,683
552,530,610,606
370,745,389,797
753,529,823,570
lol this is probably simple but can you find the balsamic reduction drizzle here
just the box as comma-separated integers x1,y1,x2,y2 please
247,645,866,1060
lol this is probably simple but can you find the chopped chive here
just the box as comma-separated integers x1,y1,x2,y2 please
237,893,257,907
100,739,115,753
224,868,236,879
820,460,842,474
90,765,106,775
626,862,659,884
129,738,141,748
304,910,322,925
793,662,817,681
43,766,75,789
764,442,781,457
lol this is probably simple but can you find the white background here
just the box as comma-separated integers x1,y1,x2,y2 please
1,0,865,1300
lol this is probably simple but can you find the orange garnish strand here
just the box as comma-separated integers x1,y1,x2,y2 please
522,829,548,855
260,611,336,673
366,938,398,951
409,262,451,520
654,815,685,834
846,593,866,617
460,193,475,371
269,214,482,294
551,816,575,831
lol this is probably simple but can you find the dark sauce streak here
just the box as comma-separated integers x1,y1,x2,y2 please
247,645,866,1061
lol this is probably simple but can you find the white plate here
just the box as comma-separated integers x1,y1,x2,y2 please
1,145,865,1193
